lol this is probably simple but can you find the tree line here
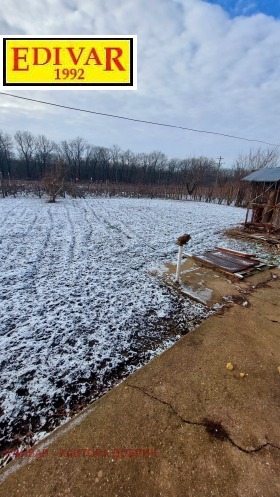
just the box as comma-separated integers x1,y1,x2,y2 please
0,129,279,205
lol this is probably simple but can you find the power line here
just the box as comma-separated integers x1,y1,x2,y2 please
0,91,279,147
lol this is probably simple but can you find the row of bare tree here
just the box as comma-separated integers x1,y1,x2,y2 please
0,129,279,205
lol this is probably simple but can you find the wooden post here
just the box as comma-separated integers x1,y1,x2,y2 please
175,234,191,283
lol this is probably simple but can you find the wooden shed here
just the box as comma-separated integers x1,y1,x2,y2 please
242,168,280,231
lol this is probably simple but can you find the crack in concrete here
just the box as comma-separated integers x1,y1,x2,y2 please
127,383,280,455
255,312,280,324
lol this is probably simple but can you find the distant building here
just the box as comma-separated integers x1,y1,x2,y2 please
242,168,280,230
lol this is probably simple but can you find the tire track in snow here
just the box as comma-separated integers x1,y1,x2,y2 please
0,205,55,340
0,206,41,295
63,201,76,267
2,197,273,461
0,198,26,229
20,206,54,287
88,200,151,269
0,203,34,263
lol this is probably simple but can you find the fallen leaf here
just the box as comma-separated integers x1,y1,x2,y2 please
239,372,245,378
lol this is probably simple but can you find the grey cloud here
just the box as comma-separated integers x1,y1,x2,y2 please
0,0,280,164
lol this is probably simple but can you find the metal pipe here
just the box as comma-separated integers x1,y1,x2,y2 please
175,233,191,283
175,245,183,282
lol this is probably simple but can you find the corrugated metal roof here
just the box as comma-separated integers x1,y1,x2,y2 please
242,168,280,182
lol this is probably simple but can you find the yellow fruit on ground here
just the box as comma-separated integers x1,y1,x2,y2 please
226,362,234,371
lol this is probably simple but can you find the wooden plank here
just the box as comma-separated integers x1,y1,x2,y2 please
214,246,257,259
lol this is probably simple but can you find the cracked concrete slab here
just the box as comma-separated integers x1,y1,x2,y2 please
128,301,280,451
0,269,280,497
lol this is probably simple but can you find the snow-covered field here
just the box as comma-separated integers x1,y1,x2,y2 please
0,196,274,459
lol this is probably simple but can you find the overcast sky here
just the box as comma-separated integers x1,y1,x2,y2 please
0,0,280,167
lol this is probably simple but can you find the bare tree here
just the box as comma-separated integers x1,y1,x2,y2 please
59,140,75,178
0,130,13,179
59,137,88,180
110,144,122,183
93,146,111,181
70,137,87,180
35,135,55,177
14,131,36,179
233,147,279,176
42,161,66,203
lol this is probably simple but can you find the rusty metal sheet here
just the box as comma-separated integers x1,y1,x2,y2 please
208,251,258,268
192,250,258,274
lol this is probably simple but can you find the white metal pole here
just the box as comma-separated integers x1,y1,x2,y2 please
175,245,183,282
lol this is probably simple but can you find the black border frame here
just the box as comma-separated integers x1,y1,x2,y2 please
3,37,134,87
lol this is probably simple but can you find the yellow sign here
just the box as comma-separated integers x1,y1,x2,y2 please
1,36,136,90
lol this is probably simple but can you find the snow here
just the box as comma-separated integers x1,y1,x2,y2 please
0,196,277,459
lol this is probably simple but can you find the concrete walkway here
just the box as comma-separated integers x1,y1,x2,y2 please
1,268,280,497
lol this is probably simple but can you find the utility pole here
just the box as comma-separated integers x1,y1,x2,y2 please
215,156,224,187
216,156,224,168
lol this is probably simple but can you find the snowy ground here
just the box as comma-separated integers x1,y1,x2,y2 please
0,197,277,460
